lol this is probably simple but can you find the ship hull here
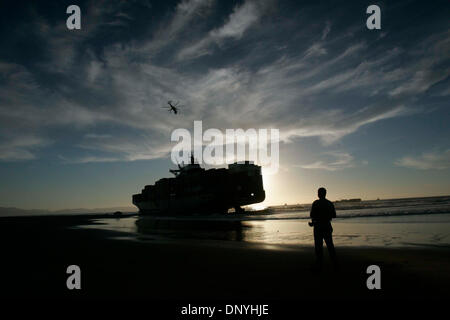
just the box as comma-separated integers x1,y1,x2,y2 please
134,191,265,215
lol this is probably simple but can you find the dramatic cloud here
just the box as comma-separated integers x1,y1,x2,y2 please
0,0,448,165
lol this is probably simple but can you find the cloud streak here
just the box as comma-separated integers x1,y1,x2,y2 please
177,0,268,60
298,152,356,171
0,135,50,161
395,150,450,170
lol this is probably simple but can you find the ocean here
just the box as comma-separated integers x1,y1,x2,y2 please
80,196,450,248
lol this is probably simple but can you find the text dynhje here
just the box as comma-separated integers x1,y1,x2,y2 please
180,304,269,317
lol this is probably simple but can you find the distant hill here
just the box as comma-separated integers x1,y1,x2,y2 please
0,206,137,217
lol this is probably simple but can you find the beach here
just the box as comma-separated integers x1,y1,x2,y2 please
1,213,449,301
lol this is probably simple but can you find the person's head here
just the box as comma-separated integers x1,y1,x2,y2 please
318,187,327,199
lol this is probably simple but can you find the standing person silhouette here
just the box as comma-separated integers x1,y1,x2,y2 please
309,187,338,271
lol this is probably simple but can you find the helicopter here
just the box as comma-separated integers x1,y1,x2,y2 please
162,100,182,114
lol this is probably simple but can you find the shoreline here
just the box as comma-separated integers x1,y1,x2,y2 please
0,214,449,300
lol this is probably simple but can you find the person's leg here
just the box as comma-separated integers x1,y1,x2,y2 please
324,231,338,269
313,227,323,269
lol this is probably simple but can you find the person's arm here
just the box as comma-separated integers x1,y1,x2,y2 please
310,201,316,220
331,202,336,219
309,202,316,226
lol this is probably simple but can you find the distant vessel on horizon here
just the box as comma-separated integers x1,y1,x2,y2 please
132,156,265,215
335,198,362,203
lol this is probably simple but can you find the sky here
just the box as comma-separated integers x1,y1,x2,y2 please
0,0,449,210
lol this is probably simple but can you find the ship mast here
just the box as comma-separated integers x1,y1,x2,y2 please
170,152,195,176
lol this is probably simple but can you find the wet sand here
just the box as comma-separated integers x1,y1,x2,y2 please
0,215,449,301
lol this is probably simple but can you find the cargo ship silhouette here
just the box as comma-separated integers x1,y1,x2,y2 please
132,155,265,215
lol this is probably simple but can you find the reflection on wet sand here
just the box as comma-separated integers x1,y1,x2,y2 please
81,212,450,248
136,216,248,241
